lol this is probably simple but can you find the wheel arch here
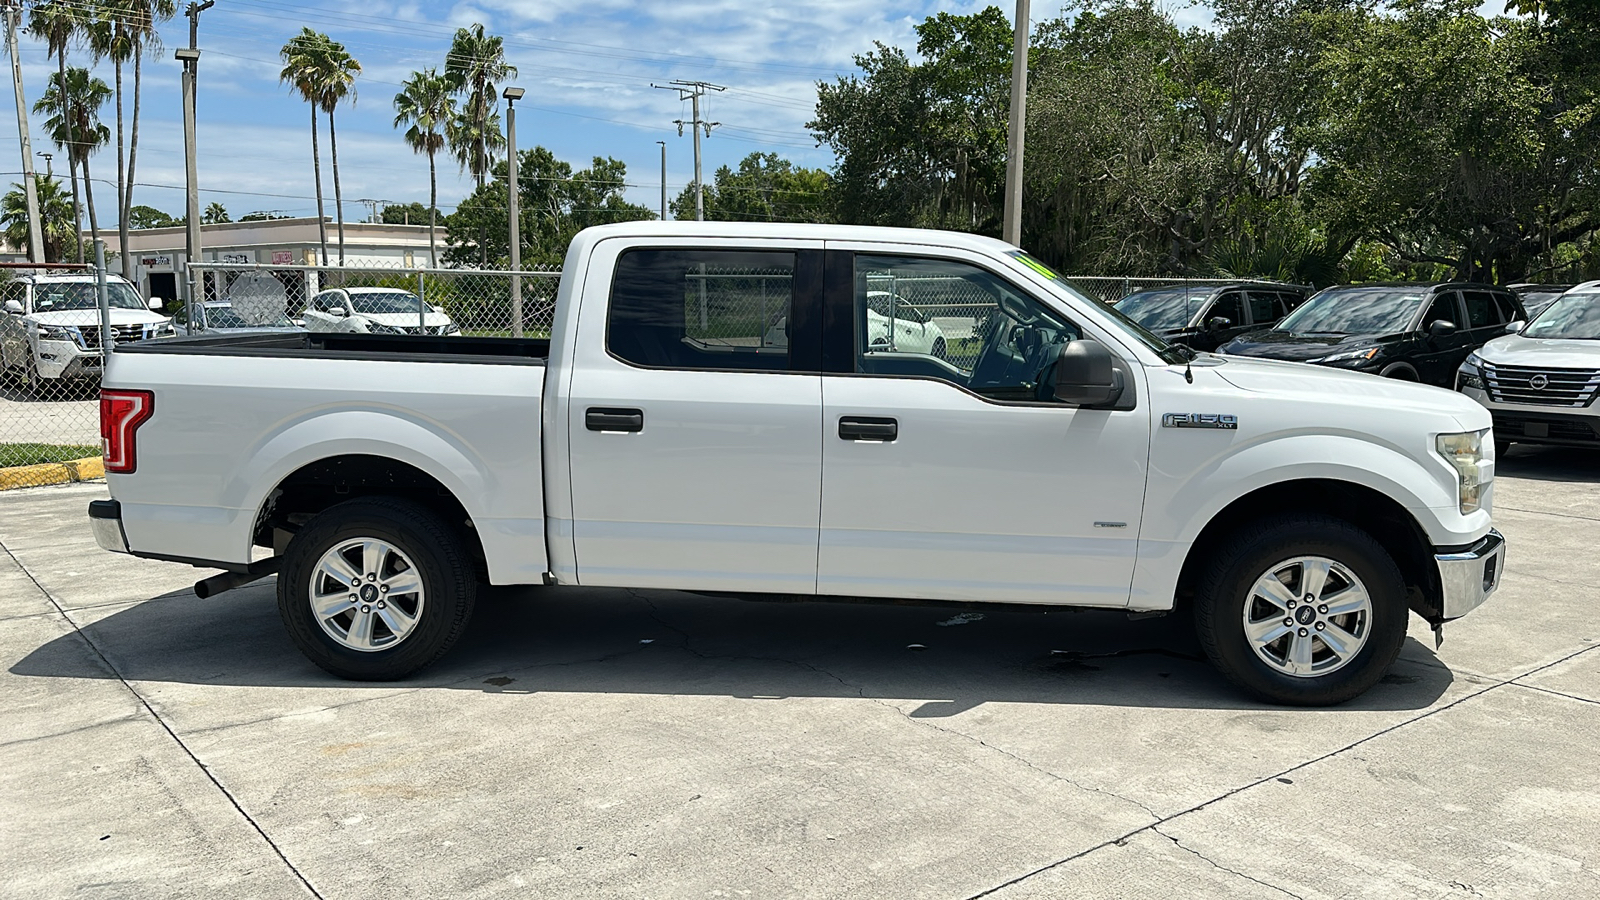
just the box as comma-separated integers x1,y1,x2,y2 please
1378,361,1420,381
1175,478,1443,622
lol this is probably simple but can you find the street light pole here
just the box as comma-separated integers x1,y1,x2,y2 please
5,2,44,263
1002,0,1030,247
657,140,666,220
177,0,211,322
503,86,525,338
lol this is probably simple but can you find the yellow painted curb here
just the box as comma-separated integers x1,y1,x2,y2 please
0,456,106,492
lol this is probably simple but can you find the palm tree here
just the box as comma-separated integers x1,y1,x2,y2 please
314,38,360,266
33,67,111,256
393,69,455,267
88,0,177,277
280,28,330,265
27,1,83,261
203,202,229,224
444,24,516,188
3,177,78,263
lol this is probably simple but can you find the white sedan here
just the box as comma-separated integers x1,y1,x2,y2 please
865,291,948,358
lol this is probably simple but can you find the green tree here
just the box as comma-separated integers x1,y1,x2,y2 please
87,0,177,278
279,27,332,264
3,177,78,262
203,202,229,224
33,67,110,256
240,210,290,222
126,204,175,229
316,37,360,265
28,0,85,261
380,201,435,225
669,152,832,223
393,68,455,266
444,24,516,189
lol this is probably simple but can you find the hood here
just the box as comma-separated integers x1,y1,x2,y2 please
1477,334,1600,370
358,312,454,329
1213,355,1489,429
27,308,169,328
1219,330,1389,361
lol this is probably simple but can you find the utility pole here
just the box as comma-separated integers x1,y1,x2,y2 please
656,140,666,221
503,86,525,338
1002,0,1030,247
177,0,212,323
5,2,44,263
653,80,723,221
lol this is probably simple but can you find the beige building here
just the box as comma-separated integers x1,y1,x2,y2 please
101,217,439,303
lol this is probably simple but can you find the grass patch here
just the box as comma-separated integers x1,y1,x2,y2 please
0,443,101,467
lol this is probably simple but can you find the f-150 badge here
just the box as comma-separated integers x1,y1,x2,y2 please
1162,413,1238,430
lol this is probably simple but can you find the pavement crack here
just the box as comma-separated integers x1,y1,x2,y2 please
0,537,326,900
1496,505,1600,523
1151,825,1306,899
1507,681,1598,706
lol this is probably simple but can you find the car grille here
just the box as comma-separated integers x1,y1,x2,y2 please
1481,362,1600,408
1492,412,1600,445
78,324,150,349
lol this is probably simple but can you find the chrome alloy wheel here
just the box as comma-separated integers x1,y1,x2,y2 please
309,538,426,652
1242,556,1372,678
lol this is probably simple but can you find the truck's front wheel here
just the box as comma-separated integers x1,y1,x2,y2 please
277,497,476,680
1195,514,1408,706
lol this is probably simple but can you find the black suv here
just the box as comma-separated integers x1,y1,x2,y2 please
1113,282,1309,352
1217,283,1527,387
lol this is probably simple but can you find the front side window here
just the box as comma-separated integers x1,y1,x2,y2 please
1422,294,1459,330
609,248,796,371
855,255,1081,403
1210,292,1245,327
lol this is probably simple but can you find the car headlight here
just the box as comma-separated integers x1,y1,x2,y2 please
33,324,77,343
1465,351,1484,369
1437,429,1488,514
442,324,461,336
1315,347,1381,364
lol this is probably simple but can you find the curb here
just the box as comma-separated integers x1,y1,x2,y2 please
0,457,106,492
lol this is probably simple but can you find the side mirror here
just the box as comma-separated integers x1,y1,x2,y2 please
1052,340,1124,407
2,299,21,315
1206,316,1233,333
1505,320,1525,334
329,305,348,317
147,297,163,310
1427,319,1457,338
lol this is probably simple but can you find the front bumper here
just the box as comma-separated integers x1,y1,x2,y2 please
1435,528,1505,620
88,499,130,554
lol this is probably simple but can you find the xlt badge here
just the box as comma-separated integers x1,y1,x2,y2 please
1162,413,1238,430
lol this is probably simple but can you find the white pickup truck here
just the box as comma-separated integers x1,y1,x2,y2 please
88,223,1505,705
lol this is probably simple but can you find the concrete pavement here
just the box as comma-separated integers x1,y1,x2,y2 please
2,446,1597,898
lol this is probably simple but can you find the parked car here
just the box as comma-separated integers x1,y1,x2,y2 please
0,273,172,393
1115,282,1309,352
1507,283,1574,320
1218,282,1525,386
302,287,460,336
1458,280,1600,453
765,290,951,358
90,221,1505,706
174,301,304,336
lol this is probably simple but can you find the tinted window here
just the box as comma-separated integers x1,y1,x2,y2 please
1422,294,1458,329
1277,288,1429,335
855,255,1081,403
348,291,423,315
1247,292,1277,325
1460,291,1501,329
1491,292,1520,324
1211,292,1244,327
609,249,796,372
1114,287,1208,332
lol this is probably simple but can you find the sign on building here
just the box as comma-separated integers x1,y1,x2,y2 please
139,254,173,267
272,250,294,265
220,253,251,264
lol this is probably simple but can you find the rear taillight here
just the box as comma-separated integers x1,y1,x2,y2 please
100,389,154,474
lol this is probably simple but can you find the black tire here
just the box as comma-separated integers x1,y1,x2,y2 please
1194,513,1409,706
932,336,948,360
1378,364,1418,381
277,497,476,680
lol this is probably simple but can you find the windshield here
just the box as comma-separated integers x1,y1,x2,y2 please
348,291,423,315
1523,293,1600,340
206,305,292,329
1275,288,1426,335
1007,252,1188,364
1114,287,1209,332
33,281,147,312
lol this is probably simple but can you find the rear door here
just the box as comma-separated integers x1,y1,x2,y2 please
816,245,1150,605
565,240,826,593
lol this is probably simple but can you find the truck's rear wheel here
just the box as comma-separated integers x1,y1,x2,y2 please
277,497,476,680
1194,514,1408,706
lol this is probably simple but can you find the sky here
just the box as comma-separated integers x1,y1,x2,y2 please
0,0,1503,226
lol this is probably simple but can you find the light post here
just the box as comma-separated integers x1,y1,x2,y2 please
36,151,51,178
503,86,525,338
657,140,666,220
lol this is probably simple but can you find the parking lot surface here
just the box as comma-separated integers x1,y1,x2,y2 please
3,447,1598,899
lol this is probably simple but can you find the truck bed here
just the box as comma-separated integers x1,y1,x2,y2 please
118,331,551,363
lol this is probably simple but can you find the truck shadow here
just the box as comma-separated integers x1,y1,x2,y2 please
11,579,1453,713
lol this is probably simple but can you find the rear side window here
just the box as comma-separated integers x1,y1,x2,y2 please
608,249,799,372
1461,290,1502,329
1246,292,1277,325
1277,292,1305,316
1491,292,1522,323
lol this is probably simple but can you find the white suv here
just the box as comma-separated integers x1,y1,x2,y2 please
0,274,172,393
1457,280,1600,453
301,287,459,336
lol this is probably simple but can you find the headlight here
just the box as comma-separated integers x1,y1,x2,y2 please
1436,429,1488,514
1465,351,1484,368
1315,347,1380,364
442,324,461,336
34,325,77,342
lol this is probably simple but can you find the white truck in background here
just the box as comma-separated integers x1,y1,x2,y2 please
88,222,1504,706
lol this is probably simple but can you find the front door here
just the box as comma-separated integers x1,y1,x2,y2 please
817,249,1150,606
566,242,826,593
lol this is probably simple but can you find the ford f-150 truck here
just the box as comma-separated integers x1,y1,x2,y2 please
87,223,1505,705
